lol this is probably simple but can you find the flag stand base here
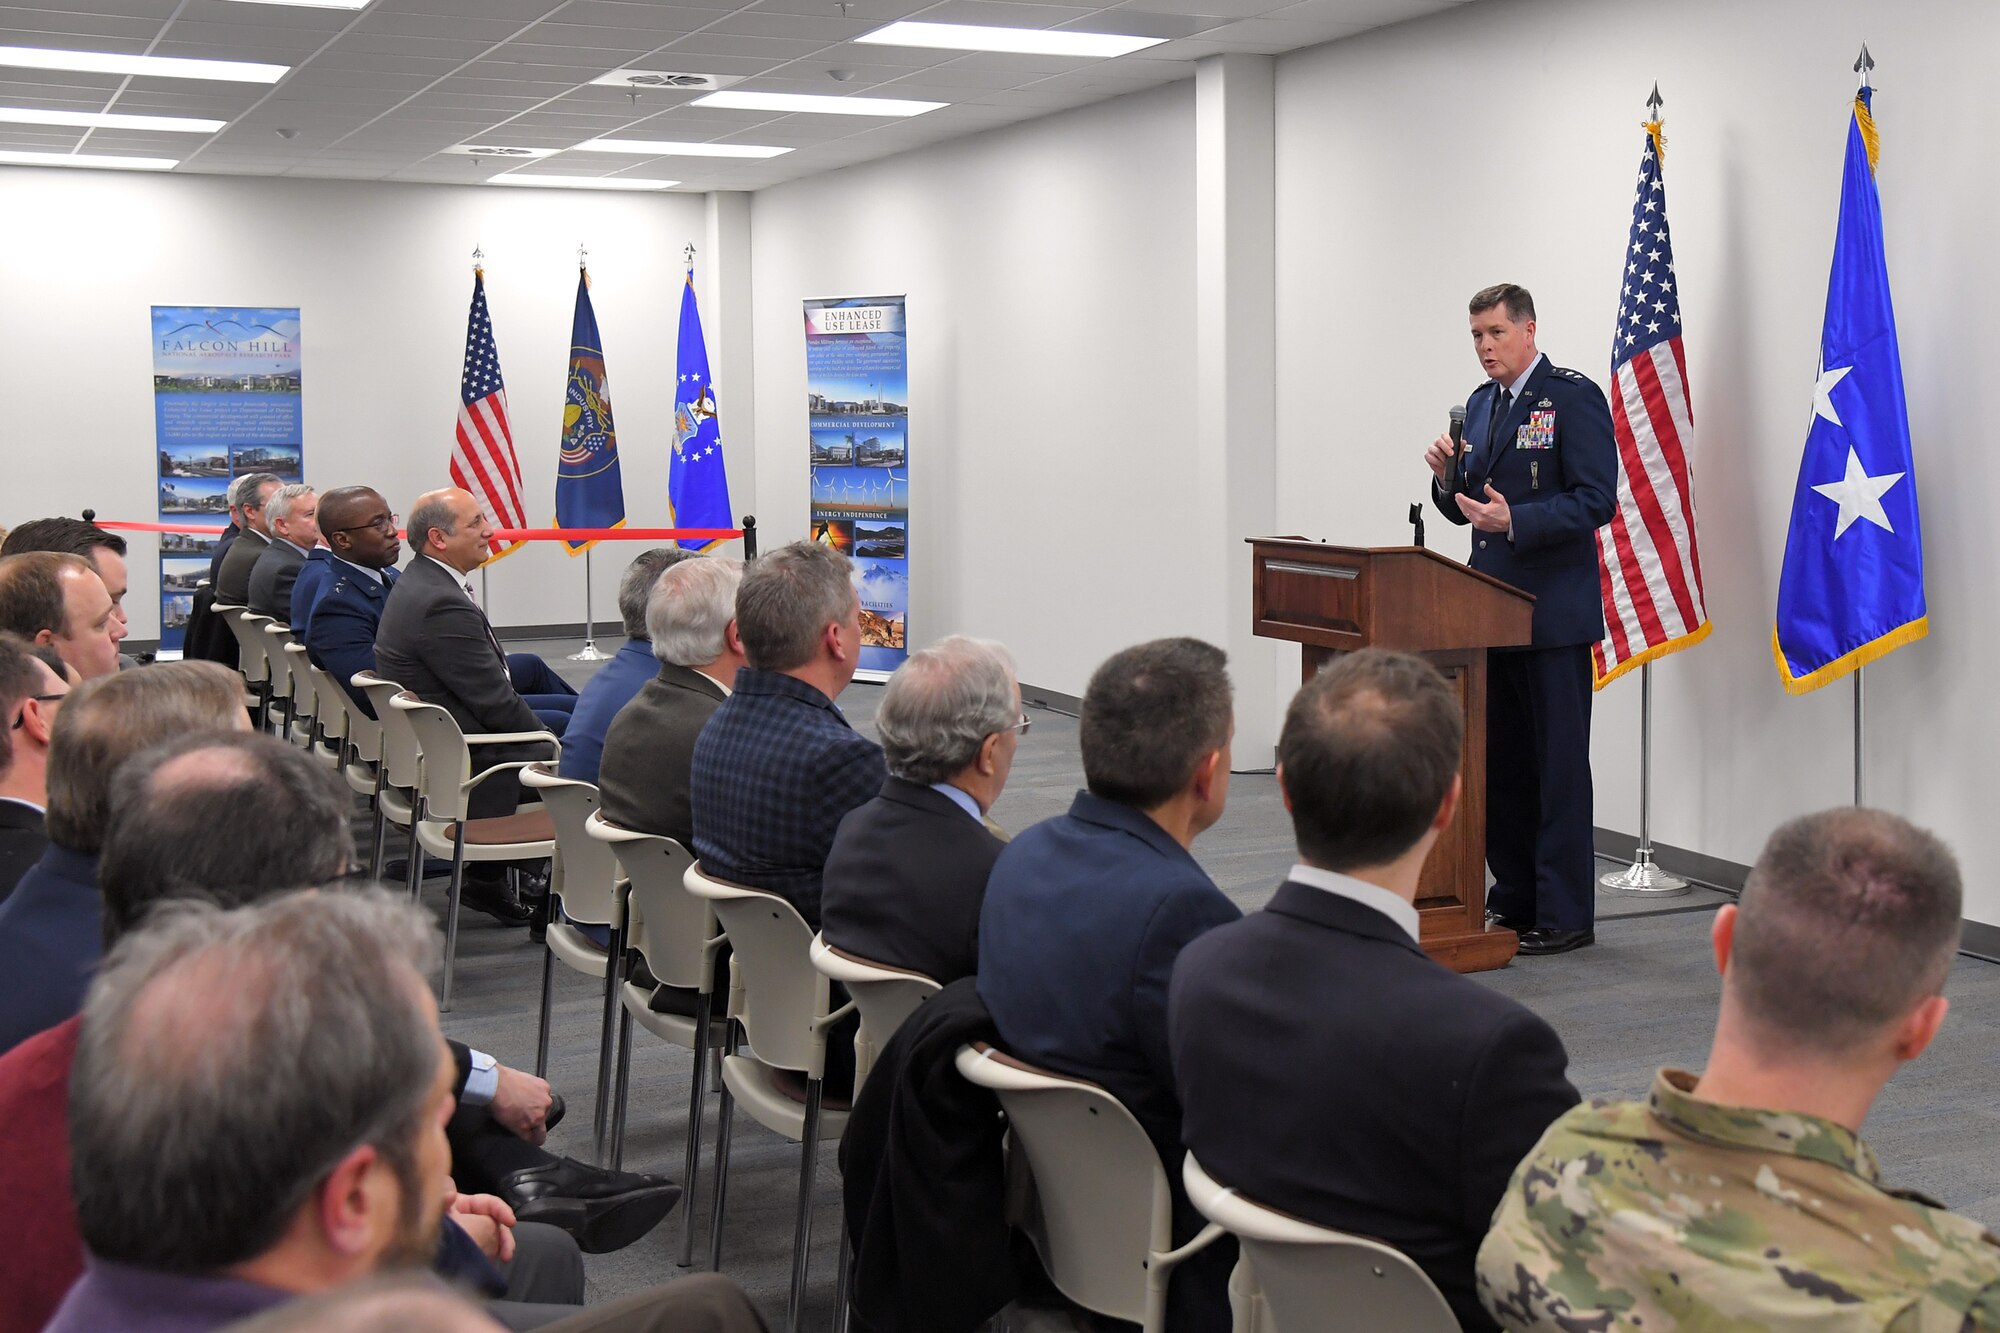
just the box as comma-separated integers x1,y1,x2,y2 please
567,642,609,662
1599,849,1690,897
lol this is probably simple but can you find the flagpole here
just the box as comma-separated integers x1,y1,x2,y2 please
1599,661,1690,897
1853,666,1865,805
568,549,607,661
1600,81,1688,900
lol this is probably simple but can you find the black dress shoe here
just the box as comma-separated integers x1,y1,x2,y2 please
458,875,532,927
1517,927,1595,956
1484,908,1531,933
498,1158,681,1254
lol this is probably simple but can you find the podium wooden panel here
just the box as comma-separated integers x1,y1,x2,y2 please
1248,539,1534,972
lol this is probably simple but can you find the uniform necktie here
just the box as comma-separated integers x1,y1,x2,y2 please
1489,387,1511,456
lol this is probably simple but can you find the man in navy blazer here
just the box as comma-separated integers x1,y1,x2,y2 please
978,636,1242,1330
0,661,246,1054
823,635,1020,985
1428,284,1617,954
1170,650,1579,1332
302,487,403,718
557,546,690,786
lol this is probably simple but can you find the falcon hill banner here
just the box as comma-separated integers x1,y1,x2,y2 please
804,296,909,676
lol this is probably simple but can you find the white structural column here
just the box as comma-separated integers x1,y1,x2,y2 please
705,190,757,532
1194,55,1281,762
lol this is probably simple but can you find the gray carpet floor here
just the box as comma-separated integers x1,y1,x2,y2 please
411,640,2000,1326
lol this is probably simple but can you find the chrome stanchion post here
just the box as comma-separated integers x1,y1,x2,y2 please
1600,662,1690,897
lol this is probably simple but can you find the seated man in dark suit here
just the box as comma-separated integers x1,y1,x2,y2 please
375,486,577,751
0,635,70,905
978,636,1242,1330
212,471,283,605
303,486,402,717
599,557,745,844
558,546,691,786
0,661,247,1054
246,483,320,624
1169,649,1579,1332
822,636,1019,985
689,540,886,930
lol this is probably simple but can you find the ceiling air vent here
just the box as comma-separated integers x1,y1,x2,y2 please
447,144,557,159
591,69,742,93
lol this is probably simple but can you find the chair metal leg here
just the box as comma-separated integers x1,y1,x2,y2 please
404,802,427,903
832,1215,852,1333
707,1021,741,1274
592,921,623,1163
534,941,556,1079
788,1079,825,1333
609,992,634,1169
677,988,714,1268
367,769,389,883
440,824,466,1012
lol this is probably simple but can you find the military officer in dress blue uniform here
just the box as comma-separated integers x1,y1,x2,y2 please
1426,284,1616,955
302,486,402,719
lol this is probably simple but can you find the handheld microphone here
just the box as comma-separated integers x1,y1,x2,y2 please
1446,405,1466,494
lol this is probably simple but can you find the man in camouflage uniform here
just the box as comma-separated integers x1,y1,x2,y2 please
1478,807,2000,1331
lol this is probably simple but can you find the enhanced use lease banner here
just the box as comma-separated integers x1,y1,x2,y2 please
804,296,908,675
152,306,303,651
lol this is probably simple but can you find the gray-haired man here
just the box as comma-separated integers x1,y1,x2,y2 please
821,636,1021,984
214,472,285,606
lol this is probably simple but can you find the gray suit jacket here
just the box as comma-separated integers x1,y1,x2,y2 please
373,557,544,820
213,529,269,606
597,663,728,843
246,539,307,623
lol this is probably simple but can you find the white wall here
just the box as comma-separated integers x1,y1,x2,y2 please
747,83,1200,698
0,170,723,638
1273,0,1998,922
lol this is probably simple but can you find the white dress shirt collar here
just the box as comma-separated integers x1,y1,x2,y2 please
334,555,383,584
1287,863,1420,942
425,555,472,597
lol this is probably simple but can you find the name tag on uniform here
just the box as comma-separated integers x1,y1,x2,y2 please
1516,409,1556,449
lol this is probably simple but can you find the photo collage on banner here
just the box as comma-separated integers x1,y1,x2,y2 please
804,296,908,675
151,306,302,650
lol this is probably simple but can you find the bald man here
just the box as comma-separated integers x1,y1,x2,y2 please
373,490,577,923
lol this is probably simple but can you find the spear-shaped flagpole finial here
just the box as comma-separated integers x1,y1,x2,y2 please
1647,82,1663,116
684,242,696,269
471,243,484,274
577,242,588,271
1854,43,1874,90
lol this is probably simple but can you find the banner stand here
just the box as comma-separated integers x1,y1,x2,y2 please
1598,663,1690,897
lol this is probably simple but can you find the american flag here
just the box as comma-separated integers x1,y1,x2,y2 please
451,269,527,559
1594,121,1709,687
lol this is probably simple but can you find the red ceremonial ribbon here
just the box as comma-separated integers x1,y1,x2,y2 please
96,520,743,542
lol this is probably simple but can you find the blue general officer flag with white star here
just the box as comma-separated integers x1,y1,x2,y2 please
1774,87,1927,693
669,268,733,551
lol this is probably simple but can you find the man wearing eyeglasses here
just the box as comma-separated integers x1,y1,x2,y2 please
0,634,70,906
303,486,405,720
821,636,1023,986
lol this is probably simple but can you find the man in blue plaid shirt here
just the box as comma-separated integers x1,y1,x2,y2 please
689,540,886,930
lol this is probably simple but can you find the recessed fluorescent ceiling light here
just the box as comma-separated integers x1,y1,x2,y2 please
0,46,287,84
855,20,1167,58
214,0,370,8
489,174,679,191
0,107,224,132
575,138,792,159
691,90,942,117
0,149,177,169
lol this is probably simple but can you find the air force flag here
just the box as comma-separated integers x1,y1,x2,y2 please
669,268,733,551
1773,87,1926,693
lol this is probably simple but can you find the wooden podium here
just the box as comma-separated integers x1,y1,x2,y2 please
1247,538,1534,973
